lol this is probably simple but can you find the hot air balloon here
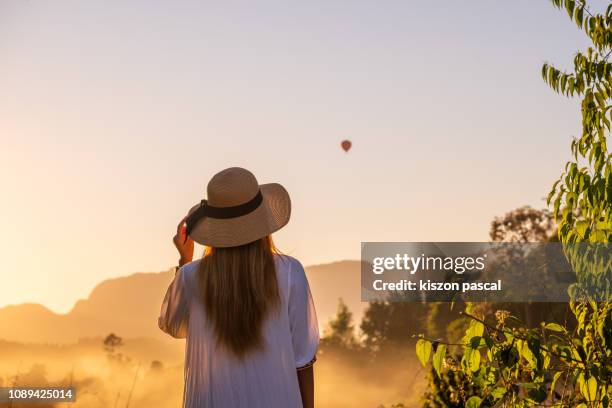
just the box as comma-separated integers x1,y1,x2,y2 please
341,140,352,152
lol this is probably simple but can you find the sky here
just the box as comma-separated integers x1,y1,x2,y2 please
0,0,608,313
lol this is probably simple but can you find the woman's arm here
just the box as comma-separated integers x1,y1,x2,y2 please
158,268,189,338
297,366,314,408
288,258,318,408
157,217,194,338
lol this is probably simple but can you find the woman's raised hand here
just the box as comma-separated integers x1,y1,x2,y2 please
174,217,194,267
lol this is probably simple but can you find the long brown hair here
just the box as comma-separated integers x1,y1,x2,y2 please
198,236,280,358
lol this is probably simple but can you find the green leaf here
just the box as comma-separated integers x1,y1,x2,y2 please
465,320,484,340
576,220,589,238
520,340,537,369
575,6,583,28
550,371,563,399
415,339,432,368
469,348,481,372
473,321,484,337
565,0,575,18
491,387,506,399
469,336,482,349
465,396,482,408
581,376,597,401
544,322,566,332
432,344,446,377
568,76,575,95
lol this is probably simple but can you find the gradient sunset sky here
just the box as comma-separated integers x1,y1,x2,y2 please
1,0,608,313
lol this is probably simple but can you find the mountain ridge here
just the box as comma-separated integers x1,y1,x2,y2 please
0,260,364,344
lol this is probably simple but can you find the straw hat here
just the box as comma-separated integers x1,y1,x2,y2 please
185,167,291,248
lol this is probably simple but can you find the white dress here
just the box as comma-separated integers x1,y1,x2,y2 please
158,255,319,408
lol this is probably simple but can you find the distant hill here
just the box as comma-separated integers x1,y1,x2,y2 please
0,261,365,344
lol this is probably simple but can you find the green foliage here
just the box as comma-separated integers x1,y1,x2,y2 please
465,396,482,408
417,3,612,406
361,301,450,353
432,344,447,377
542,2,612,245
323,298,357,348
489,206,556,242
421,357,484,408
417,303,612,406
320,298,360,357
416,339,432,368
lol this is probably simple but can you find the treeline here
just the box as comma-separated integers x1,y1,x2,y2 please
319,207,578,407
321,206,568,353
